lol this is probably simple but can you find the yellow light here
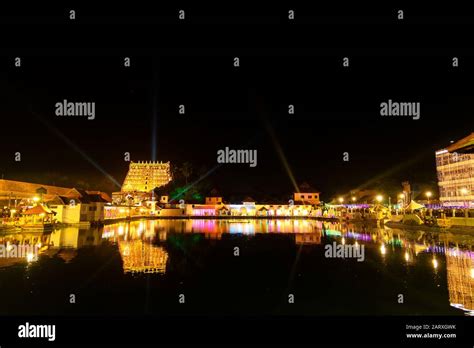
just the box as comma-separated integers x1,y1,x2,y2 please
351,197,356,202
404,251,409,261
432,258,438,269
399,193,405,199
33,196,40,202
6,243,13,252
376,195,383,203
380,244,386,255
26,252,35,262
123,246,130,256
338,197,344,203
461,188,469,195
341,237,345,245
10,209,17,214
425,191,432,198
470,268,474,279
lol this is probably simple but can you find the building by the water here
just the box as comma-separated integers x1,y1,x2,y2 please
0,179,111,225
293,182,320,205
436,133,474,207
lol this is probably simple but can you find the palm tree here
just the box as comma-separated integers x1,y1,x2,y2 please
180,162,193,185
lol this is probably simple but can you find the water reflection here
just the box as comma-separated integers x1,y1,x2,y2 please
118,240,168,274
100,219,474,314
1,218,474,315
446,248,474,315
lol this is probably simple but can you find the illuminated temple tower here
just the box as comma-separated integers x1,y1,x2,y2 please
121,161,172,193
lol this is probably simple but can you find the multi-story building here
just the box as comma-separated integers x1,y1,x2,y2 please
436,133,474,207
121,161,172,193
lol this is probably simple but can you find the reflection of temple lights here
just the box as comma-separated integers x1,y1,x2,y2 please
118,226,124,235
432,258,438,269
471,268,474,279
123,246,130,256
118,240,168,274
404,251,409,262
380,244,386,255
341,237,345,245
26,252,35,263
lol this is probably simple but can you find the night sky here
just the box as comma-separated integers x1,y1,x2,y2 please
1,3,474,201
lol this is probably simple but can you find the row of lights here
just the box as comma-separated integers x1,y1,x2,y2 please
337,191,435,204
337,194,386,204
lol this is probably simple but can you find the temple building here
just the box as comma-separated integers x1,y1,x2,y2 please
121,161,172,193
436,133,474,207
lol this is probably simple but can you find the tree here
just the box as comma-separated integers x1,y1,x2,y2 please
180,162,193,185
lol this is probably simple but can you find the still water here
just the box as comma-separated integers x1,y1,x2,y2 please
0,219,473,316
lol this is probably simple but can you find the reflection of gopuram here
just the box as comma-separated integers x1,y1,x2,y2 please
446,248,474,315
118,240,168,274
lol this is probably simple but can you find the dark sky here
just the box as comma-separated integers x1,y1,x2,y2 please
1,3,474,200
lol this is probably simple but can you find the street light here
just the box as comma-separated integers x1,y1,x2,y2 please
376,195,383,203
338,197,344,204
351,196,356,202
425,191,432,205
